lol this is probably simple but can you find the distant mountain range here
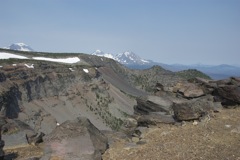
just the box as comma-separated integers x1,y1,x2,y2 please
92,50,150,65
2,43,239,80
92,50,240,80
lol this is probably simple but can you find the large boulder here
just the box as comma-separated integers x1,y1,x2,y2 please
186,77,240,107
2,119,44,149
173,96,222,121
173,82,205,98
215,85,240,105
41,117,108,160
134,96,173,115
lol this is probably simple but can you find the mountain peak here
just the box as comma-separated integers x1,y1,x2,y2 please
92,50,150,65
92,50,114,59
6,43,34,51
115,51,149,65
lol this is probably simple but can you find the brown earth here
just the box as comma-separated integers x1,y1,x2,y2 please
102,107,240,160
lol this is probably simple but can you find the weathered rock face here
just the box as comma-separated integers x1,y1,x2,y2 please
0,73,6,82
173,82,205,98
0,61,137,134
172,96,222,121
0,86,22,119
137,113,175,127
214,84,240,106
192,77,240,107
2,119,44,149
42,117,108,160
134,96,173,115
134,96,177,127
0,117,7,159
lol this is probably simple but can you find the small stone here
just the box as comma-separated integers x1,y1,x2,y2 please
193,121,198,126
225,125,231,128
132,137,140,143
231,126,240,133
181,121,186,126
137,139,147,145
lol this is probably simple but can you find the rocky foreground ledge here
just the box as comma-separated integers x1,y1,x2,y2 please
1,76,239,160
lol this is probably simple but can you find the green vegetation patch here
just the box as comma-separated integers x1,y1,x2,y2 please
176,69,211,80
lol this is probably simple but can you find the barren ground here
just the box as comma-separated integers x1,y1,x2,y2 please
103,107,240,160
3,107,240,160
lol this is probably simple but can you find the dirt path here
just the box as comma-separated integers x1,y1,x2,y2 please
103,107,240,160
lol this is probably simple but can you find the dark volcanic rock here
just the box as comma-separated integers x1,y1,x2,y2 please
42,117,108,160
189,77,240,107
0,117,7,160
173,82,205,98
137,113,175,127
2,119,43,149
0,86,22,119
173,96,221,121
0,72,6,82
214,85,240,106
135,96,173,115
26,132,45,145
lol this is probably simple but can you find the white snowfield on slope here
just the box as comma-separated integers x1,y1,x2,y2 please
0,52,28,59
33,57,80,64
0,52,80,64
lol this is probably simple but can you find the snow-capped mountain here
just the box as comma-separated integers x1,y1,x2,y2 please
5,43,34,51
115,51,150,65
92,50,150,65
92,50,114,59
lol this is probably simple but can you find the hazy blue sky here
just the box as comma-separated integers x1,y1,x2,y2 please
0,0,239,65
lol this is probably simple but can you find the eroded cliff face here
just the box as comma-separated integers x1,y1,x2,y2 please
0,61,136,134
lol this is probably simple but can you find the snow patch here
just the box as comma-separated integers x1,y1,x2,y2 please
0,66,2,68
69,68,75,72
141,59,149,63
24,64,34,68
0,52,28,59
83,69,89,73
33,57,80,64
12,64,17,66
124,51,130,56
129,56,134,61
15,43,26,47
92,50,115,59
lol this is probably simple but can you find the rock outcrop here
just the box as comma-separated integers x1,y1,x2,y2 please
2,119,44,149
137,113,175,126
134,96,173,115
173,82,205,98
173,96,222,121
0,117,7,160
42,117,108,160
193,77,240,107
213,78,240,106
